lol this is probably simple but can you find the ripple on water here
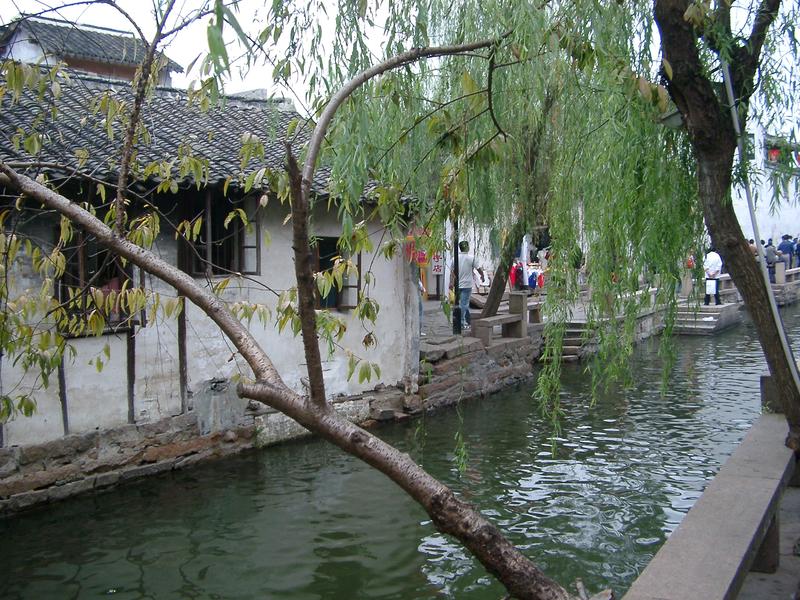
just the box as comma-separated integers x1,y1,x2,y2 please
2,308,799,599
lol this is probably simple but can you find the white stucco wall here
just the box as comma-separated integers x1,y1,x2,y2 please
1,34,45,64
732,127,800,244
1,203,412,446
180,202,411,398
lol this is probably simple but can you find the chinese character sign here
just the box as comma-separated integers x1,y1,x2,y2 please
431,252,444,275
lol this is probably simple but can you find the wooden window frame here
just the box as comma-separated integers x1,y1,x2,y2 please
56,229,134,334
313,235,361,311
181,190,261,277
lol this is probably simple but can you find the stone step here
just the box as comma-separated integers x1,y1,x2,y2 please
675,310,720,318
675,316,718,325
673,324,718,335
540,353,581,363
562,345,581,356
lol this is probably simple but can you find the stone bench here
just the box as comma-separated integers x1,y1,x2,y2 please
623,413,796,600
527,300,543,324
472,313,526,347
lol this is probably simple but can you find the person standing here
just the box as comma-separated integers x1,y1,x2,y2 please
703,247,723,306
450,241,479,330
765,239,778,283
778,234,794,269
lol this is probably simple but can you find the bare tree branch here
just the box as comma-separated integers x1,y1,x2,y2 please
300,31,513,206
114,0,177,236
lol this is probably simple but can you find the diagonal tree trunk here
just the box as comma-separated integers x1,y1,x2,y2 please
655,0,800,449
481,218,528,317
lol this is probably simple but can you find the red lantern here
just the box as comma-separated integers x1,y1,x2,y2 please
768,147,781,162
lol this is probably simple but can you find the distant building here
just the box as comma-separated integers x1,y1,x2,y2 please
732,130,800,243
0,15,183,85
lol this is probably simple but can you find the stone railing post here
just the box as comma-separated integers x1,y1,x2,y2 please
680,270,693,298
508,291,526,316
775,261,786,284
761,372,800,487
507,291,528,339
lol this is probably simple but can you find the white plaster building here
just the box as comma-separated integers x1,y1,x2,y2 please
0,68,418,447
732,130,800,244
0,15,183,85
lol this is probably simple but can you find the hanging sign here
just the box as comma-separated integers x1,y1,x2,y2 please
431,251,445,275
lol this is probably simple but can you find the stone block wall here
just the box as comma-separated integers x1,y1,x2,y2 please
0,383,417,516
0,333,547,517
417,334,543,412
0,411,256,515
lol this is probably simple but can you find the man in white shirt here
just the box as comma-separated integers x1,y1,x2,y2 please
703,248,723,306
450,241,479,330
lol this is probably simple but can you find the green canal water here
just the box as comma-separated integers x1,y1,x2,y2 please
3,306,800,599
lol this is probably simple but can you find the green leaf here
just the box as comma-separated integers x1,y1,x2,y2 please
207,20,230,74
346,354,358,381
460,70,479,96
358,362,371,384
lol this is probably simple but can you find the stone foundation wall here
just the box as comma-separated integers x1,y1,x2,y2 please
0,412,256,516
0,331,546,517
417,332,544,412
0,380,423,516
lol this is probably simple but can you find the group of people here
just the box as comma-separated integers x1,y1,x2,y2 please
449,242,546,331
747,235,799,282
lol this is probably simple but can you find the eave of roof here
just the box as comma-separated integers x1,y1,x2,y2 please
2,17,183,74
0,70,337,197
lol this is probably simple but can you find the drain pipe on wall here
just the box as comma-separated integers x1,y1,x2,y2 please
721,60,800,395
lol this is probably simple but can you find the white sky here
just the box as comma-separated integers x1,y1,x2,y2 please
0,0,280,94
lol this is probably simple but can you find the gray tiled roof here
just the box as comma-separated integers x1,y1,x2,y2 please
0,71,338,196
1,17,183,74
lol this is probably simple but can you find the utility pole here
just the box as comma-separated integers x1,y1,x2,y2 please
452,215,461,334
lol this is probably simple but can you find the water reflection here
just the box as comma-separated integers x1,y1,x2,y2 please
1,307,798,599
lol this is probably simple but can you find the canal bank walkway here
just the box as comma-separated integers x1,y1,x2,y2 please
422,296,800,599
739,484,800,599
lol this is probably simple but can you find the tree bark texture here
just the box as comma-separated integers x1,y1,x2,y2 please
654,0,800,448
286,147,328,406
481,218,528,318
0,163,574,600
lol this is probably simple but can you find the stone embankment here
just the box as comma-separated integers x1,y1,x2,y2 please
0,326,545,515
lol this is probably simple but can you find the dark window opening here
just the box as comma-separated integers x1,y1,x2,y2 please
314,236,361,311
58,231,130,325
182,193,260,277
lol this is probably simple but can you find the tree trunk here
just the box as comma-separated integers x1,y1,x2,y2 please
698,153,800,448
286,148,327,406
655,0,800,449
481,218,527,317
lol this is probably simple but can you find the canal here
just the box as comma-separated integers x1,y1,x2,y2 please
3,305,799,599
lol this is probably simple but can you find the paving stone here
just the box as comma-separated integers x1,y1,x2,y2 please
94,471,121,489
49,477,96,501
6,488,50,511
119,461,174,481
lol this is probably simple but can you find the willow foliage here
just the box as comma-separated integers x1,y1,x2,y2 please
265,0,705,414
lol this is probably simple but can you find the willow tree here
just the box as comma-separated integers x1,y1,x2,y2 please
1,0,797,598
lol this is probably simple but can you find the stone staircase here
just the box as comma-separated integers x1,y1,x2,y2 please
542,322,595,363
672,302,742,335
